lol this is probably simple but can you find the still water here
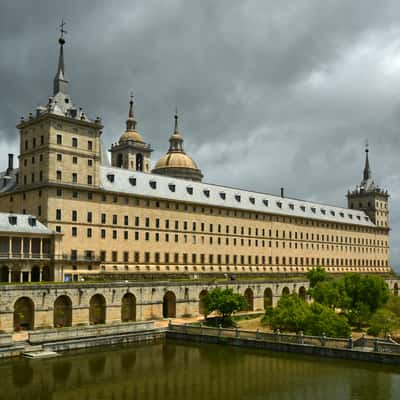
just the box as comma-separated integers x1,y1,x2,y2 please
0,339,399,400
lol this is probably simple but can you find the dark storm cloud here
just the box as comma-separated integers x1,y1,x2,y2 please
1,0,400,270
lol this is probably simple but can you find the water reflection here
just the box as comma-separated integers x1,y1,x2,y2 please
0,340,399,400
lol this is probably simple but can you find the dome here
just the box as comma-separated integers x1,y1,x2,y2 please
119,129,144,143
152,112,203,182
154,152,200,170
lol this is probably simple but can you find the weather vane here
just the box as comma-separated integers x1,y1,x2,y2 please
59,19,67,38
365,139,369,152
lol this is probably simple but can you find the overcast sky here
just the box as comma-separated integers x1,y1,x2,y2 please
1,0,400,272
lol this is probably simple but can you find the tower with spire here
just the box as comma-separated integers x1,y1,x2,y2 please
15,22,103,212
347,144,389,229
109,94,153,172
152,110,203,181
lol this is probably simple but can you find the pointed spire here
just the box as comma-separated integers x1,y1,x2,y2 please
53,19,69,95
174,107,179,133
363,140,371,181
126,92,137,131
169,108,184,152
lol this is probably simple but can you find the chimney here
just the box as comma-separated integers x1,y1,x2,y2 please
6,154,13,175
280,187,284,198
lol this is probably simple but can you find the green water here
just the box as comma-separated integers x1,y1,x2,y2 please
0,340,399,400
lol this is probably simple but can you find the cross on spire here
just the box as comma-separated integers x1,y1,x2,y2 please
59,19,67,39
53,19,68,94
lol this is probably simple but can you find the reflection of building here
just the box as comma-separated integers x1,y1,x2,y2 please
0,32,392,283
0,212,61,282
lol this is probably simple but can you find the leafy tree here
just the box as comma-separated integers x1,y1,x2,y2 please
203,288,247,324
311,279,349,310
304,303,351,338
384,296,400,318
367,309,400,337
266,294,311,333
306,267,328,288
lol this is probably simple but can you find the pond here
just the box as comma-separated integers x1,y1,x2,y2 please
0,339,399,399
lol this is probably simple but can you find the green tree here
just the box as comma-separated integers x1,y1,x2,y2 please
266,294,311,333
304,303,351,338
385,296,400,318
311,279,349,310
306,267,328,288
203,288,247,324
367,309,400,337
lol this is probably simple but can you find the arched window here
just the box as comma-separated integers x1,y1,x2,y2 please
264,288,273,309
136,153,143,171
14,297,35,331
244,288,254,311
89,294,106,325
54,295,72,327
199,290,208,315
163,291,176,318
121,293,136,322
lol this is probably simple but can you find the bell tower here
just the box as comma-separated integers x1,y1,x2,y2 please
347,144,389,229
109,95,153,172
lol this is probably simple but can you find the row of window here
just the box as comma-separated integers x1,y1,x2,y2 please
72,249,388,268
59,209,387,247
23,135,94,151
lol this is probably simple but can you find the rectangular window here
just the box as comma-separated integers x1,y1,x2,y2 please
112,230,117,239
100,251,106,262
57,134,62,145
134,252,140,263
88,140,93,151
72,173,77,183
72,137,78,147
87,212,92,223
135,216,140,227
72,210,77,222
124,230,128,240
87,228,92,238
145,252,150,263
112,251,117,262
112,215,117,224
101,213,106,224
123,251,129,262
57,153,62,161
72,156,78,164
124,215,129,226
87,175,93,185
56,170,62,181
72,227,77,236
56,209,62,220
101,229,106,239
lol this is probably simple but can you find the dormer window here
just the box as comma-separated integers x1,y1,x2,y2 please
289,203,294,210
300,205,305,212
321,209,326,215
311,207,316,213
168,184,176,192
263,199,269,207
203,189,210,197
348,214,353,219
28,216,37,226
149,180,157,189
356,215,361,220
235,194,241,202
107,174,115,183
219,192,226,200
8,215,17,225
339,212,344,218
276,201,282,209
330,211,335,216
186,186,193,195
249,197,255,204
129,177,136,186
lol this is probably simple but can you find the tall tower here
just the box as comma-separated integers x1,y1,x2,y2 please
109,95,153,172
347,144,389,228
16,27,103,191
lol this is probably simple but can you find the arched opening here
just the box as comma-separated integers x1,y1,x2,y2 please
264,288,273,309
299,286,307,300
136,153,143,171
14,297,34,331
394,283,399,297
42,266,51,281
0,266,9,282
244,288,254,311
89,294,106,325
31,266,40,282
121,293,136,322
54,295,72,328
117,153,123,168
282,287,290,296
163,291,176,318
199,290,208,315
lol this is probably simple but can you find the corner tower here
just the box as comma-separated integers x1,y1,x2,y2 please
109,95,153,172
152,111,203,181
347,144,389,228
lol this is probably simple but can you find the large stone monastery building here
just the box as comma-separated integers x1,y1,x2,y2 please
0,35,391,283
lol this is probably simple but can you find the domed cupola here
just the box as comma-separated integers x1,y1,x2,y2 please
152,111,203,181
110,94,153,172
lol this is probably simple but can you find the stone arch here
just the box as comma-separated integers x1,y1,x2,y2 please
163,291,176,318
199,289,208,315
89,294,106,325
121,292,136,322
54,295,72,328
282,287,290,296
299,286,307,300
31,266,40,282
264,288,273,309
0,265,9,282
244,288,254,311
14,297,35,331
394,283,399,297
